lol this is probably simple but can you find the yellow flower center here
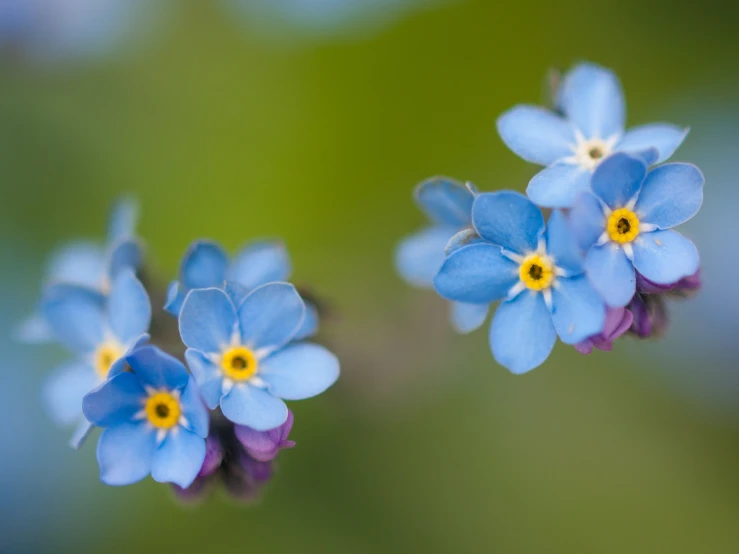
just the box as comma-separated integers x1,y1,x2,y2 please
519,254,555,291
221,346,258,381
607,208,640,244
145,392,181,429
94,342,125,379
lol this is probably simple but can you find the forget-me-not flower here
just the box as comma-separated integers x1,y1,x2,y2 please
434,191,606,374
570,152,703,308
165,239,318,340
180,282,340,430
41,270,151,448
395,177,491,333
82,345,209,487
497,62,689,208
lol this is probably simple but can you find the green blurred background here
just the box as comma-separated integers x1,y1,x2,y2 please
3,1,739,553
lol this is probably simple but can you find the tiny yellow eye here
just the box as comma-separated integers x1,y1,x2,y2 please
221,347,258,381
519,254,555,291
607,208,640,244
94,342,125,379
145,392,181,429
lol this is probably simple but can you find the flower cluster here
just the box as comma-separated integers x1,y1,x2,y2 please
24,200,340,497
396,62,703,374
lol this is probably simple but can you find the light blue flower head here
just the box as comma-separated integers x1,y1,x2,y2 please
165,239,318,340
570,152,703,308
395,177,490,334
41,270,151,448
433,191,606,374
179,281,340,430
82,345,209,488
497,62,689,208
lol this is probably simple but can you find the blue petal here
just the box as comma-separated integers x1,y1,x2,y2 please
472,191,545,254
632,230,700,285
108,334,150,379
15,312,55,344
41,285,105,353
444,227,481,256
551,276,606,344
151,429,206,488
591,153,646,209
293,301,319,341
558,63,625,139
107,239,143,279
179,288,238,354
584,244,635,307
179,376,210,438
433,243,518,304
489,292,556,374
107,197,138,243
259,343,339,400
450,302,489,334
43,361,98,426
82,372,146,427
616,124,689,164
180,241,228,289
527,162,592,209
97,422,156,486
220,384,288,430
107,271,151,345
570,192,606,250
227,240,292,289
496,105,576,165
47,241,106,289
545,210,584,276
125,345,190,391
237,283,305,352
414,177,474,227
184,349,224,410
395,226,453,288
634,163,704,229
163,281,186,316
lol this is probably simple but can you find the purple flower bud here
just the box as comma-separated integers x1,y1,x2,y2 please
574,307,633,354
628,294,669,339
636,269,702,296
197,434,225,479
234,410,296,463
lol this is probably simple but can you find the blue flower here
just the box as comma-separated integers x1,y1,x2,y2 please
179,282,340,430
497,62,689,208
41,270,151,448
395,177,491,333
82,345,209,488
17,198,141,344
570,152,703,308
433,191,606,374
165,239,319,340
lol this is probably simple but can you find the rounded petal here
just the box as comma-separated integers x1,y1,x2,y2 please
259,343,340,401
237,283,305,352
179,288,238,354
180,240,228,289
591,153,646,209
41,284,105,353
616,124,689,164
433,243,518,304
151,429,206,489
527,163,592,209
584,244,635,307
496,105,576,165
179,376,210,438
472,191,545,254
551,276,606,344
635,163,704,229
43,361,98,426
220,384,288,431
107,239,143,279
558,63,625,139
15,312,55,344
395,226,453,288
293,301,319,341
490,292,557,374
82,372,146,427
227,240,292,290
125,345,189,391
184,349,224,410
108,334,150,379
163,281,186,317
107,196,139,243
545,210,584,275
107,270,151,345
46,241,106,289
570,192,606,250
444,227,482,256
450,302,489,334
97,422,156,486
414,176,474,227
632,230,700,285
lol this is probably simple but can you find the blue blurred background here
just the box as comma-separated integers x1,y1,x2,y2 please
2,1,739,553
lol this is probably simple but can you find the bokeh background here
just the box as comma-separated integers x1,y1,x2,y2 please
2,1,739,553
